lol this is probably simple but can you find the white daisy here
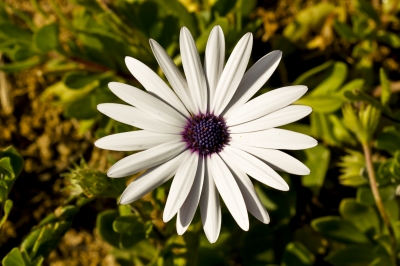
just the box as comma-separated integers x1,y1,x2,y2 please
95,26,316,243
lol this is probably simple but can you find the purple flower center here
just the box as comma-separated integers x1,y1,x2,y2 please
182,113,230,155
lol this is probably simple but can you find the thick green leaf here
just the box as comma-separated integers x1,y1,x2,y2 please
325,245,374,266
302,145,330,196
2,248,25,266
34,23,59,51
374,126,400,155
63,97,98,120
97,210,120,248
113,215,141,234
282,241,314,266
339,198,380,235
356,185,396,206
312,216,371,244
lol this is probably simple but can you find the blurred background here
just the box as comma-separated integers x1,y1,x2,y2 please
0,0,400,265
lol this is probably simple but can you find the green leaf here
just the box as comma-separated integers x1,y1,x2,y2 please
40,81,96,104
333,20,358,41
112,215,141,234
376,31,400,48
325,245,374,266
0,199,13,228
293,61,334,86
375,126,400,155
336,79,365,99
353,0,380,25
339,198,380,235
63,72,99,90
2,248,25,266
302,145,330,196
356,185,396,206
282,241,314,266
312,216,371,244
344,90,387,113
310,62,348,96
97,210,120,248
379,68,391,106
295,96,342,113
63,97,98,120
34,23,59,52
0,57,43,73
0,23,32,41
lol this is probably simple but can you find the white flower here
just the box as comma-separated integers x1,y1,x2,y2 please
95,26,316,243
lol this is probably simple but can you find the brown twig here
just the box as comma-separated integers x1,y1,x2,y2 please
362,143,397,265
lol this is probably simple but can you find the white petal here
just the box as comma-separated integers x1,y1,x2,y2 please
231,143,310,175
204,26,225,111
229,105,312,132
177,156,205,235
107,141,186,178
149,39,196,114
223,145,289,191
212,33,253,115
219,151,270,223
200,158,221,243
180,27,207,113
124,57,189,117
163,152,199,222
108,82,186,127
226,85,308,126
210,153,249,231
230,128,318,150
119,150,190,204
95,131,181,151
97,103,182,134
224,51,282,116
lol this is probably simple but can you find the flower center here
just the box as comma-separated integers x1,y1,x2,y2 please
182,113,230,155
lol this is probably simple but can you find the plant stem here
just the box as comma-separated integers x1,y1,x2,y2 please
362,142,397,264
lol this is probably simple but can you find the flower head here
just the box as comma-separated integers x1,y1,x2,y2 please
95,26,317,243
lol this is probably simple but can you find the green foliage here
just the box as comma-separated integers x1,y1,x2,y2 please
1,0,400,265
